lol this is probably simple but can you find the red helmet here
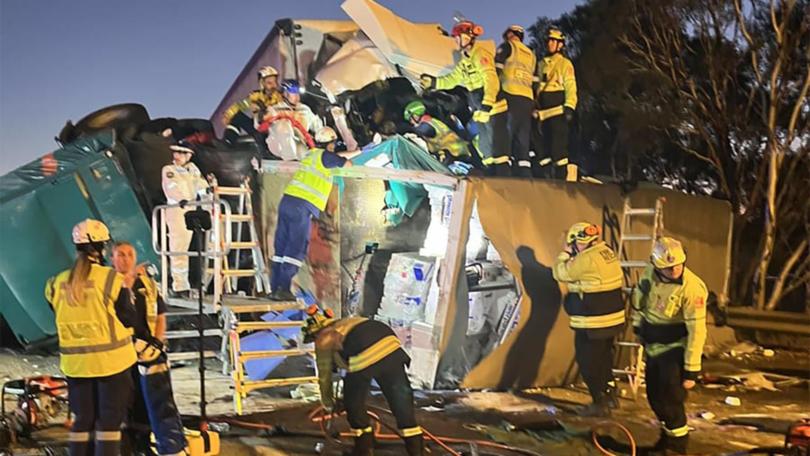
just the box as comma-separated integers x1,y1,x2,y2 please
451,21,483,38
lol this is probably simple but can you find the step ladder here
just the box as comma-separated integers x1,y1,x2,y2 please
163,303,223,363
221,298,318,415
612,197,665,398
208,177,270,297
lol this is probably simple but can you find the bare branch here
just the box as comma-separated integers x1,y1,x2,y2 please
767,238,810,309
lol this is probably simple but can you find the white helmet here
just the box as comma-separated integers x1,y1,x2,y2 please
72,219,111,245
258,66,278,80
315,126,338,144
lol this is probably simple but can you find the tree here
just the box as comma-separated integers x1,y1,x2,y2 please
528,0,810,310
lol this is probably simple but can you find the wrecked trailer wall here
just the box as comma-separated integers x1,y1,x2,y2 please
0,133,158,346
447,179,733,389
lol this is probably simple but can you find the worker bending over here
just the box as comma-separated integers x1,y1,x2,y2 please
535,28,578,181
553,222,624,417
420,20,511,176
404,100,481,172
633,237,707,454
304,305,423,456
45,219,139,456
269,126,357,301
496,25,536,177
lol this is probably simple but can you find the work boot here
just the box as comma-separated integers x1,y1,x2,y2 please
404,435,424,456
269,289,296,302
606,384,620,410
351,432,374,456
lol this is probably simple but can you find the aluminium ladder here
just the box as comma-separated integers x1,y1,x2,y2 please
612,196,665,398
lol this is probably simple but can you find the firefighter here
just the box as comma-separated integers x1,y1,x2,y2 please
45,219,139,456
161,141,209,298
303,305,423,456
535,28,578,181
420,20,511,176
633,237,707,454
403,100,481,170
222,65,282,154
496,25,536,178
552,222,624,417
112,242,187,456
265,79,325,160
269,127,356,301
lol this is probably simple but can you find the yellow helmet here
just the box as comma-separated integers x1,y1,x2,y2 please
302,304,335,343
651,237,686,268
547,28,566,42
566,222,601,244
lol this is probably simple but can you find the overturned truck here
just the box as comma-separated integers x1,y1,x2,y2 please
0,0,732,399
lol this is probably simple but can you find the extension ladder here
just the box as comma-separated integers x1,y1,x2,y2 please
612,197,665,398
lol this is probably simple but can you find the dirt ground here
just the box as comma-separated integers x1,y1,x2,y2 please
1,348,807,455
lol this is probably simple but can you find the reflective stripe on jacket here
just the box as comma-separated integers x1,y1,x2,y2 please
436,42,503,108
632,266,708,373
536,53,577,112
283,149,334,211
553,242,625,331
137,274,159,335
421,116,470,159
499,40,536,99
45,264,137,378
222,90,282,125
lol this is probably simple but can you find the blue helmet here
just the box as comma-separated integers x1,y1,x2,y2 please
281,79,302,95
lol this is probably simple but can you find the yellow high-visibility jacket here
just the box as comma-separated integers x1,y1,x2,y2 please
222,90,282,125
436,42,505,113
45,264,137,378
496,40,536,99
553,241,625,331
284,148,334,212
632,266,708,377
536,53,578,112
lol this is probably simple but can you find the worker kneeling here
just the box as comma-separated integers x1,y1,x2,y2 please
553,222,624,417
304,305,423,456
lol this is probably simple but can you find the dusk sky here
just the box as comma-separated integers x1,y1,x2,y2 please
0,0,580,173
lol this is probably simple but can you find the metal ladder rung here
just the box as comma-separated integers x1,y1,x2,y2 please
165,308,218,317
216,186,250,196
207,269,257,277
168,350,219,361
165,329,222,339
239,376,319,393
621,260,649,268
235,321,305,332
239,348,314,361
622,234,653,241
224,214,252,222
230,241,257,249
616,341,642,347
626,208,656,216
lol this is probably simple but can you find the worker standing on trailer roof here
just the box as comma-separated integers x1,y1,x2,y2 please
112,242,187,456
535,28,578,181
303,304,423,456
420,20,511,176
223,65,282,155
496,25,537,178
553,222,625,417
161,140,210,299
45,219,139,456
269,126,358,301
633,237,707,454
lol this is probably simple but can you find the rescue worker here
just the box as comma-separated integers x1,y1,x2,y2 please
303,305,423,456
113,241,186,456
495,25,536,178
535,28,578,181
45,219,139,456
633,237,707,454
269,126,356,301
161,141,209,298
420,20,511,176
222,65,282,154
265,79,324,160
403,100,481,170
552,222,624,417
